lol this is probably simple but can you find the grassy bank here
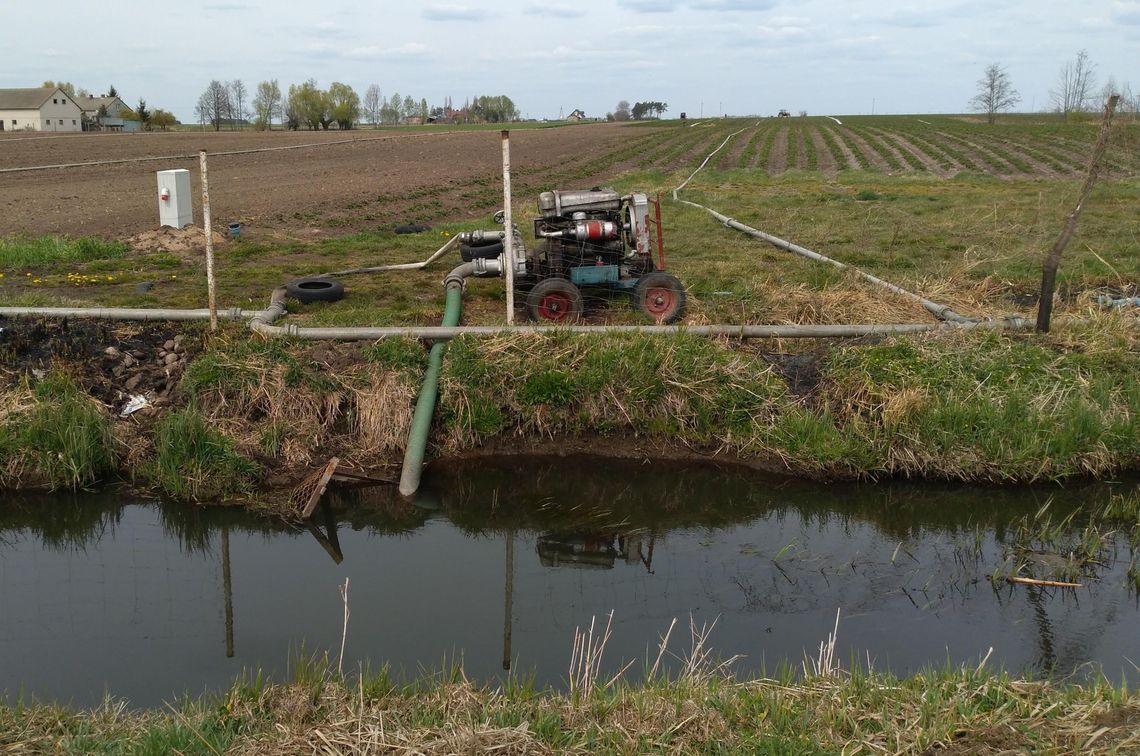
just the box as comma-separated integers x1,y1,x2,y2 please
2,316,1139,498
2,661,1136,753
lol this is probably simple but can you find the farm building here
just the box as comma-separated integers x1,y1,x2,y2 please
78,94,140,132
567,109,587,121
0,87,83,132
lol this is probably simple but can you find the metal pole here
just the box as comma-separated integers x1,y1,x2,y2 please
501,130,515,325
199,149,218,331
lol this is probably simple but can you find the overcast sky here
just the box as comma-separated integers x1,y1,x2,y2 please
3,1,1137,121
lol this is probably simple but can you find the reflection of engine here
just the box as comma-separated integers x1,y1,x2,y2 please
536,532,656,572
537,533,618,569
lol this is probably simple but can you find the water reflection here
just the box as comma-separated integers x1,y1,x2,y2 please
0,458,1137,707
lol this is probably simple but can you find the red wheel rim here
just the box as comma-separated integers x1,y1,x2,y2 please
643,286,678,318
538,293,574,321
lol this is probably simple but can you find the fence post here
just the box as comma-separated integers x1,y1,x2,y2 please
501,130,515,325
199,149,218,331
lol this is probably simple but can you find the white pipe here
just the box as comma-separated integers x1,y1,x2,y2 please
323,235,459,277
675,198,975,323
0,307,261,321
248,317,1034,341
199,149,218,331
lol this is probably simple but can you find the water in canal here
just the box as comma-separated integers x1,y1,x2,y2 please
1,457,1137,707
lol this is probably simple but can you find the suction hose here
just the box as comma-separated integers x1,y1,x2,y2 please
397,264,472,497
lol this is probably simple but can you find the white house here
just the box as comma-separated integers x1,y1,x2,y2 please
0,87,84,132
78,94,139,132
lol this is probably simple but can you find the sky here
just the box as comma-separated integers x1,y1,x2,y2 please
3,0,1138,122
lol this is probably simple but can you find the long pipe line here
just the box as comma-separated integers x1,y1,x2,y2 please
249,318,1034,342
671,125,975,323
0,306,261,321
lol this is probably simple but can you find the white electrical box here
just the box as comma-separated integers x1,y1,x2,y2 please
157,169,193,228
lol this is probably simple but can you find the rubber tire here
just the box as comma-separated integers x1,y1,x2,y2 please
460,241,504,261
285,277,345,303
527,278,583,323
634,271,686,324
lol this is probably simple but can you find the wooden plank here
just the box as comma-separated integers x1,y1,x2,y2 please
299,457,339,520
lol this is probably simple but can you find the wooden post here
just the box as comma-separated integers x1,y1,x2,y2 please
199,149,218,331
501,130,515,325
222,525,234,658
1036,95,1119,332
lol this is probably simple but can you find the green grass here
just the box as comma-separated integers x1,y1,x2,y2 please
0,236,127,269
0,659,1133,754
140,406,258,501
0,373,116,489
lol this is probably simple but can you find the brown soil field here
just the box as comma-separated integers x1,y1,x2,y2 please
0,125,648,238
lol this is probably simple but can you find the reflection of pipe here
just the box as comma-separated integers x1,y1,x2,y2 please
249,318,1034,342
503,529,515,671
397,266,471,497
0,306,262,321
222,525,234,659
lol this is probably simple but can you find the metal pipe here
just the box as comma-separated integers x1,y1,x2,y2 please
398,265,470,498
0,306,262,321
323,235,460,277
248,317,1035,342
674,196,976,324
501,130,516,324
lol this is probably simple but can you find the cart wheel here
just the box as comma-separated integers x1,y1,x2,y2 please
634,272,686,324
527,278,583,323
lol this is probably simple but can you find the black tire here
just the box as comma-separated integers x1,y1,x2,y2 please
285,277,345,303
393,223,431,234
460,241,504,261
527,278,583,323
634,271,686,324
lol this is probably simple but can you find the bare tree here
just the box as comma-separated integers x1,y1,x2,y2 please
363,84,382,126
195,80,231,131
227,79,248,129
252,80,281,130
613,100,631,121
1050,49,1097,121
969,63,1020,124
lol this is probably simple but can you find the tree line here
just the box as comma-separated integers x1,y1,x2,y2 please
970,50,1138,124
607,100,668,121
195,80,520,131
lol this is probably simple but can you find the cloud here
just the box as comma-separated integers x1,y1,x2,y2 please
691,0,775,10
523,2,586,18
313,20,351,38
1111,0,1140,23
202,3,248,11
423,4,492,21
346,42,431,59
618,0,679,13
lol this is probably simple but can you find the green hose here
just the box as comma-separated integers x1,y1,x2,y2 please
398,283,464,497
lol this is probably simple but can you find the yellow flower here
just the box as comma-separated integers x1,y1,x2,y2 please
106,276,113,281
171,274,177,279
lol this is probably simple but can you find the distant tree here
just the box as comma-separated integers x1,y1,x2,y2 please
150,109,177,130
420,97,429,120
252,79,281,130
970,63,1020,124
136,98,151,129
363,84,382,125
613,100,631,121
401,95,416,121
328,82,360,129
382,92,402,125
1051,49,1097,121
42,80,77,98
196,80,231,131
288,80,330,130
108,84,118,97
470,94,518,123
227,80,248,128
631,101,668,120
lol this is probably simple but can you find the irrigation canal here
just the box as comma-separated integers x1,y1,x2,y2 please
2,457,1137,707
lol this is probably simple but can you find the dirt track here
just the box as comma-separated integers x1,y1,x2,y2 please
0,125,641,238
